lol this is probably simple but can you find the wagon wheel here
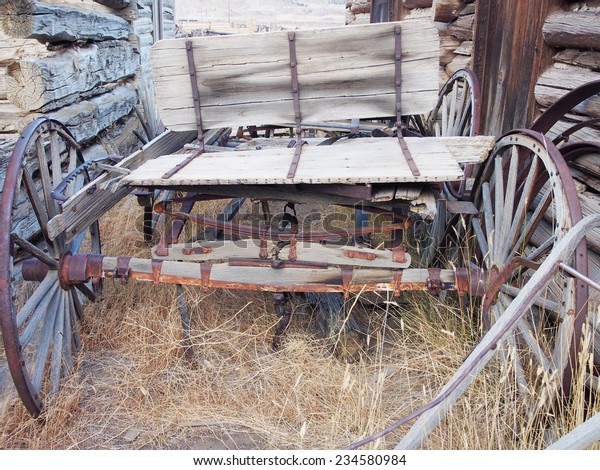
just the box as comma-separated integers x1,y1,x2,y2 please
469,130,588,408
420,69,481,266
427,68,481,200
0,118,102,416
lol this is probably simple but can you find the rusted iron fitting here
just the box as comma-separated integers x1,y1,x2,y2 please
22,259,50,282
58,253,104,290
344,249,376,261
426,268,442,296
182,246,213,255
454,267,486,297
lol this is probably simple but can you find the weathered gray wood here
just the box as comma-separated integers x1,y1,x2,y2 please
93,0,131,8
554,49,600,71
0,100,35,133
6,40,137,112
445,54,471,76
152,20,439,131
570,167,600,193
403,0,433,8
543,11,600,52
125,136,494,187
454,40,473,56
547,411,600,449
439,33,460,66
535,66,600,119
571,154,600,179
432,0,466,22
46,129,198,242
446,13,474,41
396,214,600,450
0,38,48,65
1,0,131,43
46,85,138,144
545,119,600,145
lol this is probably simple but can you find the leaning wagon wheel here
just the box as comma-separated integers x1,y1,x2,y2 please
427,68,481,200
0,118,102,416
469,130,588,408
420,69,481,266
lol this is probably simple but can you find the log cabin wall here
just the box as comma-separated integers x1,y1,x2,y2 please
0,0,175,172
535,1,600,307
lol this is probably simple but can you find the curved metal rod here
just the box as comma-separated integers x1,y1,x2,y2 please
530,80,600,135
343,214,600,450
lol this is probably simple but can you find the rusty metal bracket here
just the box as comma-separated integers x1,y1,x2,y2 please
116,256,132,284
344,249,376,261
161,41,205,180
182,246,213,255
393,25,420,178
341,266,353,299
200,262,212,291
286,31,305,179
151,259,163,285
426,268,442,295
392,269,403,297
392,244,407,263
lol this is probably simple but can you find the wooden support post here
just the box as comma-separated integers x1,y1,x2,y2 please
472,0,566,135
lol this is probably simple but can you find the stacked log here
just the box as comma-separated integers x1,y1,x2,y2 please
345,0,372,25
0,0,179,159
533,8,600,319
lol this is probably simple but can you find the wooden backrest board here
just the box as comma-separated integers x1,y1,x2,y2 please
151,20,439,132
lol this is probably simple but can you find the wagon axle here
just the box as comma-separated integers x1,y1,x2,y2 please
22,253,488,297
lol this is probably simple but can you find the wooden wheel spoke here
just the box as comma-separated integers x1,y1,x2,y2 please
35,135,58,219
11,233,58,269
515,184,553,252
68,292,82,351
506,156,539,255
447,84,458,134
470,218,489,266
21,167,51,240
19,281,60,348
30,289,61,394
498,147,519,261
493,157,505,262
17,273,60,330
49,292,67,394
62,292,73,377
481,182,494,256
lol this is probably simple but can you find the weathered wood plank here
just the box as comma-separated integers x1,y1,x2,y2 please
153,241,412,269
473,0,570,135
535,66,600,119
0,0,132,43
46,129,197,242
46,85,138,144
446,13,474,41
432,0,466,22
0,38,48,65
554,49,600,71
546,410,600,449
6,40,137,112
152,20,439,131
125,136,494,187
543,11,600,52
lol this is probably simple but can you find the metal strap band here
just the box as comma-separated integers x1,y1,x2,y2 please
161,41,205,179
393,25,421,178
287,32,304,178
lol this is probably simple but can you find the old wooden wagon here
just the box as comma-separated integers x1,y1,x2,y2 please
1,19,599,447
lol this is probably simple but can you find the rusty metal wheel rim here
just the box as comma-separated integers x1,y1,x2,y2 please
470,129,588,404
0,118,101,416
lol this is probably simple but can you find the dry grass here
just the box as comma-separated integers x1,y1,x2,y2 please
1,197,599,450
